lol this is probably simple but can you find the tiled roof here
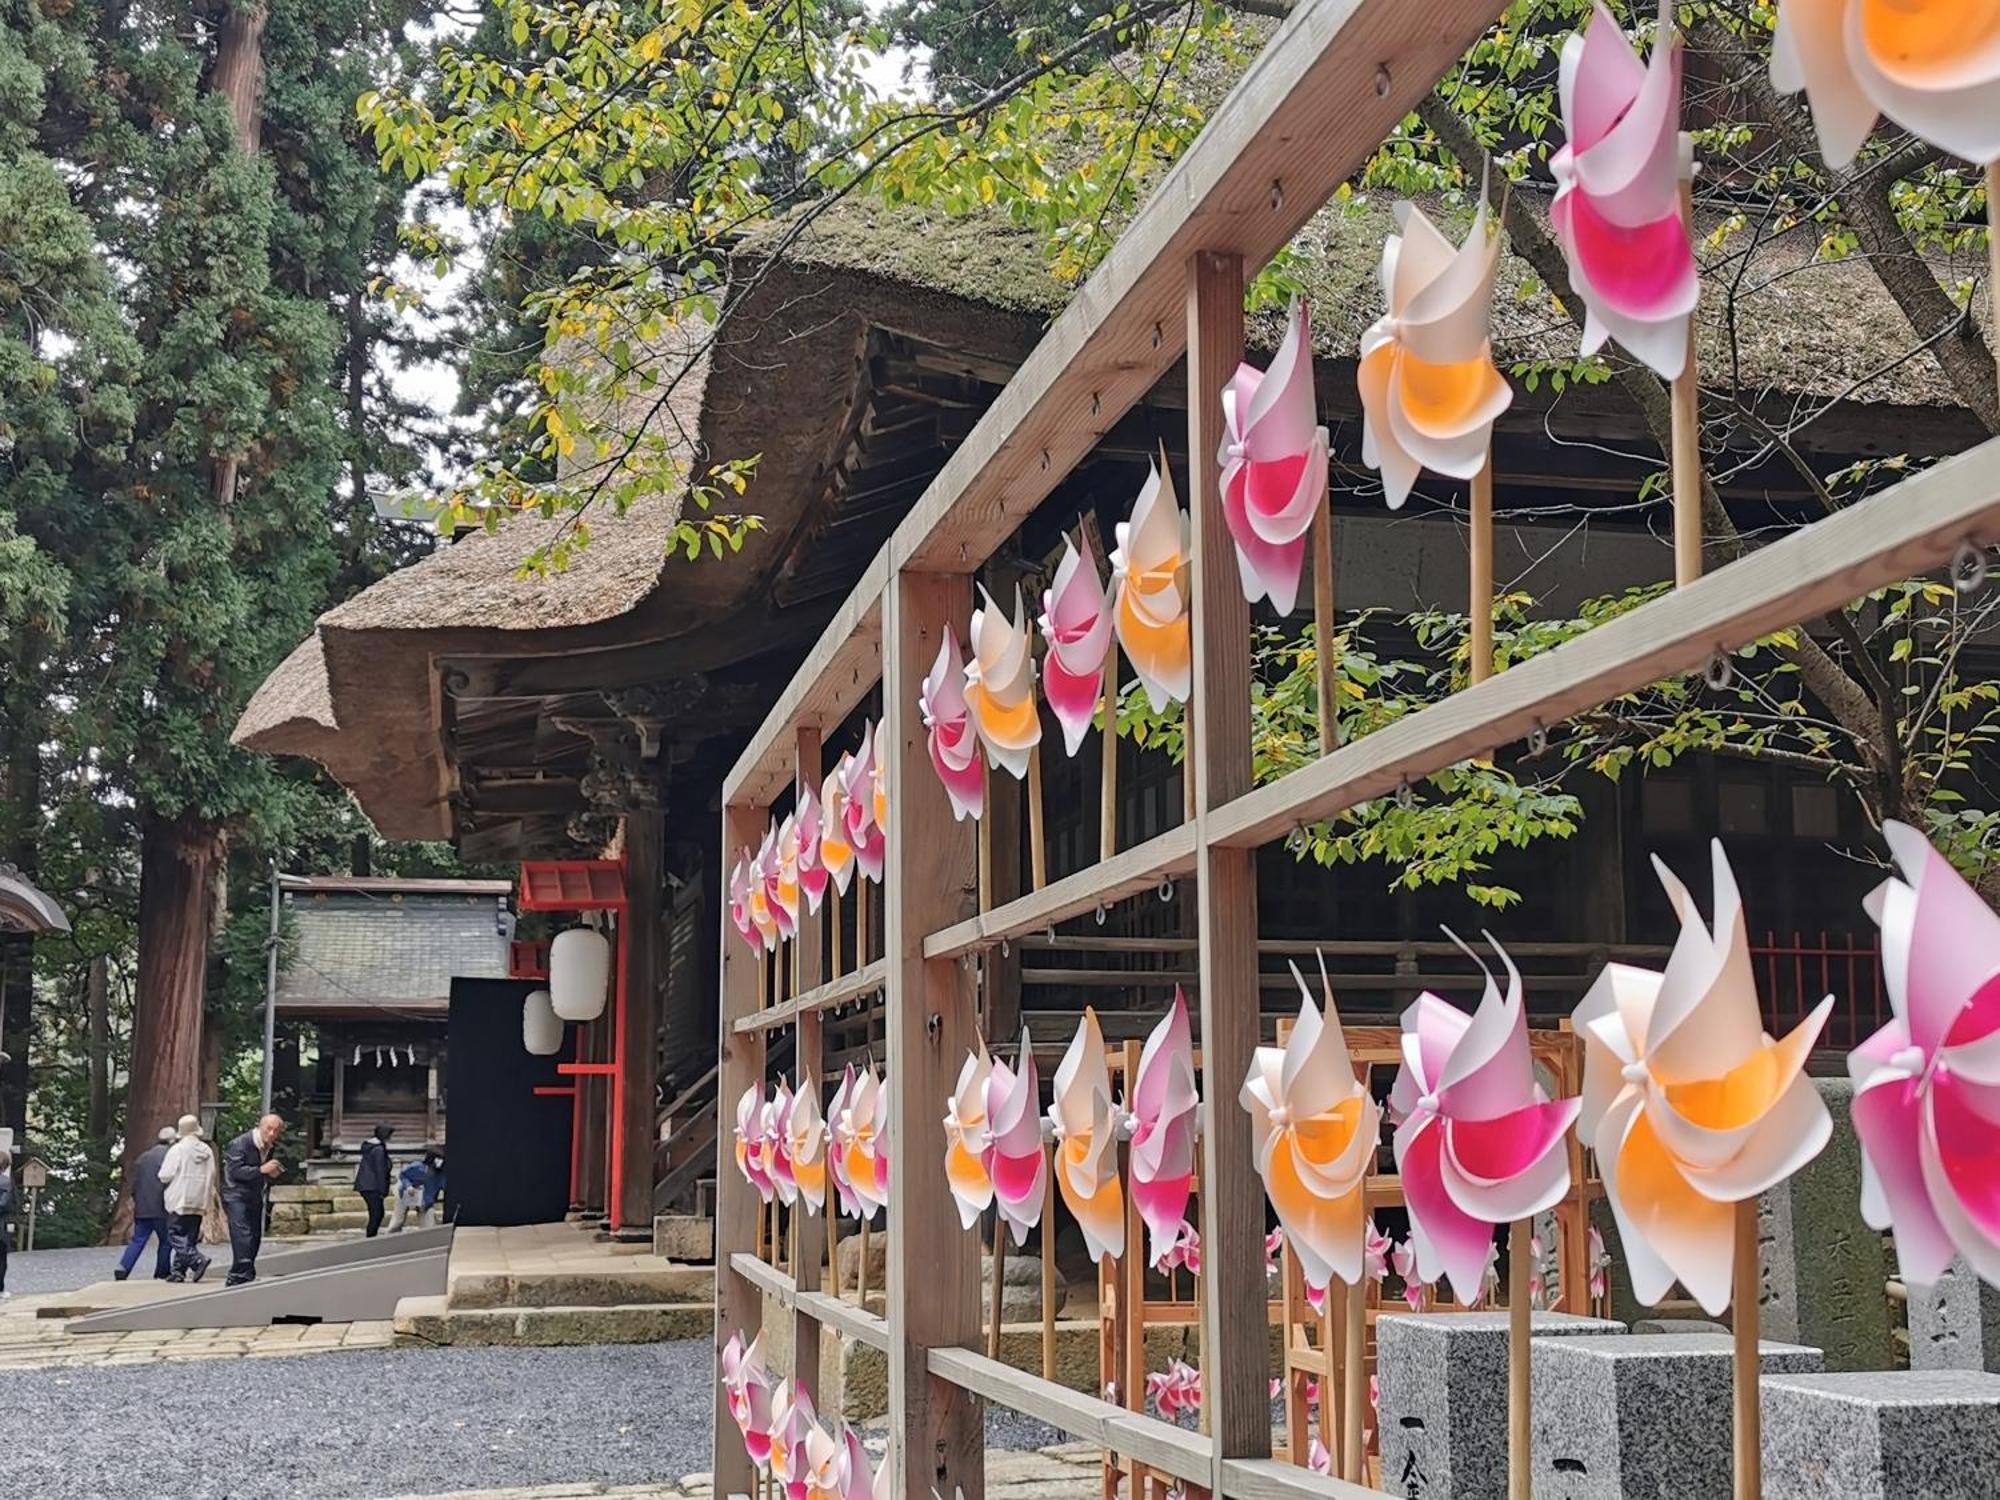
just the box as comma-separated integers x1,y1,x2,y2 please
276,890,510,1015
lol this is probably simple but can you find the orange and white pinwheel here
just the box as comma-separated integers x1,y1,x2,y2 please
728,851,757,950
1111,461,1192,713
944,1042,994,1230
820,756,857,897
831,1063,891,1224
1038,535,1113,757
1575,841,1833,1315
735,1083,777,1204
722,1331,777,1470
1049,1008,1126,1262
1358,197,1512,511
1218,300,1328,613
965,586,1042,780
796,786,829,915
767,1380,822,1500
920,625,984,822
1772,0,2000,171
985,1030,1048,1247
786,1076,828,1216
841,726,886,884
747,828,780,951
1242,957,1382,1290
773,813,802,940
1130,989,1200,1270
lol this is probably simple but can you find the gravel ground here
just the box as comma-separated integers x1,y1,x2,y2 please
2,1245,133,1298
1,1339,1060,1499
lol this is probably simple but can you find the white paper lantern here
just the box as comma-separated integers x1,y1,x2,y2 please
522,989,562,1055
549,927,611,1021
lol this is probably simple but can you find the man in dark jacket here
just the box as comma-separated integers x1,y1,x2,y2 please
221,1113,284,1285
113,1126,178,1281
353,1124,393,1238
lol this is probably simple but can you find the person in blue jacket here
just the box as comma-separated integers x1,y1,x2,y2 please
389,1147,445,1231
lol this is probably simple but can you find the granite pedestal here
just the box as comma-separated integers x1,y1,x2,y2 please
1762,1370,2000,1500
1376,1311,1624,1499
1907,1257,2000,1373
1530,1333,1822,1499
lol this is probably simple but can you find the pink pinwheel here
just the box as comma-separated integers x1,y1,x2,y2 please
728,851,757,950
763,1084,798,1204
1129,988,1200,1269
1391,1237,1427,1311
841,726,886,884
734,1083,776,1203
773,814,802,940
1038,535,1113,757
1389,933,1582,1303
1218,300,1328,614
1365,1218,1392,1282
1588,1224,1611,1304
944,1043,994,1230
826,1066,860,1217
1308,1438,1333,1477
747,830,780,950
1147,1358,1203,1422
723,1331,777,1470
983,1031,1048,1247
1157,1221,1201,1275
965,586,1041,780
795,787,829,914
1851,820,2000,1288
920,626,985,822
1551,0,1699,382
767,1381,821,1500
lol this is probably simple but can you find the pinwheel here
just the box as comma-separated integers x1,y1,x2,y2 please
747,829,780,950
771,813,801,941
767,1381,821,1500
1038,534,1113,756
734,1083,776,1203
1772,0,2000,171
1391,1236,1427,1311
795,786,829,915
842,726,887,884
1049,1008,1126,1262
728,851,757,950
1574,841,1833,1315
1217,300,1329,612
1241,957,1382,1291
919,626,984,822
722,1331,777,1470
1110,461,1192,713
831,1064,891,1223
1129,988,1200,1269
984,1031,1048,1246
1357,198,1512,511
1850,820,2000,1288
1158,1222,1200,1275
841,1429,887,1500
1147,1358,1203,1422
820,757,857,897
826,1066,861,1217
944,1042,994,1230
1550,0,1699,382
763,1084,797,1205
786,1077,829,1215
869,722,889,833
1388,933,1582,1301
965,586,1042,780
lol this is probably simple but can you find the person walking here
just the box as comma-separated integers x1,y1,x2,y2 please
158,1116,213,1284
0,1150,14,1299
114,1126,179,1281
220,1113,284,1285
354,1123,393,1238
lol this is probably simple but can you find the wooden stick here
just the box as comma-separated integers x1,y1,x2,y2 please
1312,493,1338,754
1508,1217,1532,1500
1283,1244,1308,1463
826,1202,841,1302
988,1223,1007,1359
1470,460,1495,686
1989,162,2000,393
1042,1140,1058,1382
978,763,994,915
1027,744,1048,891
1733,1199,1761,1500
830,884,842,977
856,879,869,967
1342,1273,1368,1484
1672,177,1703,588
1100,643,1120,859
859,1215,871,1311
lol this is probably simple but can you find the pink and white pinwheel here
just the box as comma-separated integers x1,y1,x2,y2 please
1111,461,1192,713
1038,535,1113,757
1772,0,2000,171
767,1381,821,1500
820,757,857,897
831,1064,891,1223
1217,300,1329,614
1850,820,2000,1288
763,1085,798,1205
1242,957,1382,1291
944,1043,994,1230
773,814,802,940
1050,1008,1125,1262
723,1331,777,1470
1358,198,1512,511
825,1066,860,1217
841,729,887,885
1147,1358,1203,1422
1551,0,1699,382
1575,841,1833,1314
786,1077,828,1216
1389,934,1581,1302
735,1083,776,1203
920,626,984,822
1391,1236,1427,1311
729,852,757,950
1588,1224,1612,1304
984,1032,1048,1247
965,587,1041,780
795,787,829,915
747,831,780,951
1365,1218,1393,1283
1157,1221,1201,1275
1129,988,1200,1269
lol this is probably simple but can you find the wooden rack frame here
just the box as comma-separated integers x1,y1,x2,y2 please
712,0,2000,1495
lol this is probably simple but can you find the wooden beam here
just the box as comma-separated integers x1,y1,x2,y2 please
731,958,888,1034
792,728,827,1400
1218,1459,1384,1500
729,1252,893,1353
883,570,984,1500
1207,435,2000,851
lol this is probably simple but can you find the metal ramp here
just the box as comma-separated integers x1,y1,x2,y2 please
64,1227,453,1333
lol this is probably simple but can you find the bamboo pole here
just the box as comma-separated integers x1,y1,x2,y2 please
1042,1140,1058,1382
1470,460,1495,685
1672,178,1703,588
1028,745,1048,891
1508,1217,1532,1500
988,1223,1008,1359
978,764,994,915
1733,1199,1761,1500
826,1201,841,1302
830,884,842,977
858,1215,871,1311
1341,1272,1368,1484
1312,495,1338,754
856,879,869,967
1100,643,1120,859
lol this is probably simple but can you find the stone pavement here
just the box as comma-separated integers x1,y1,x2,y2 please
0,1307,395,1371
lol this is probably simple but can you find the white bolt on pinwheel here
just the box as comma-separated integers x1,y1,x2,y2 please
985,1030,1049,1247
786,1077,829,1216
1389,932,1581,1302
1551,0,1699,382
1574,841,1833,1315
820,756,857,897
1357,197,1512,512
965,586,1042,780
1038,535,1113,757
1218,299,1329,613
1049,1008,1126,1262
1851,820,2000,1288
1772,0,2000,171
944,1042,995,1230
1242,956,1382,1291
1111,460,1192,713
919,625,985,822
1130,988,1200,1270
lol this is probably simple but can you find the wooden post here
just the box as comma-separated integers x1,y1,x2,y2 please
1100,644,1120,859
712,801,768,1500
1027,746,1048,891
792,729,826,1399
988,1225,1008,1360
978,763,994,915
1312,495,1338,753
1470,461,1495,685
1733,1198,1761,1500
1508,1216,1531,1500
1186,247,1270,1493
1673,178,1703,588
1042,1139,1059,1383
1342,1271,1368,1485
884,568,985,1500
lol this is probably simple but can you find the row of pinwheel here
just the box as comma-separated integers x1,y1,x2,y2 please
728,726,888,953
733,1064,891,1224
723,1332,889,1500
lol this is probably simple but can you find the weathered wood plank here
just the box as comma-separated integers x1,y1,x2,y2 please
727,1251,892,1353
731,958,888,1034
1219,1458,1384,1500
792,729,826,1398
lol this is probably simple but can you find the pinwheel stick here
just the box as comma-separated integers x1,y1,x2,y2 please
1341,1273,1367,1484
1042,1141,1058,1382
1508,1217,1531,1500
1672,178,1703,588
1469,460,1496,686
858,1216,870,1309
1028,744,1048,891
987,1225,1007,1359
830,885,842,976
978,763,994,916
1100,645,1120,858
1732,1199,1760,1500
1312,494,1339,753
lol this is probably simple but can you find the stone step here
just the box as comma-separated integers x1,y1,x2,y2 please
445,1265,713,1311
393,1296,713,1348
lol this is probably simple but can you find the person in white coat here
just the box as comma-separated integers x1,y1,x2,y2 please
157,1114,214,1283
